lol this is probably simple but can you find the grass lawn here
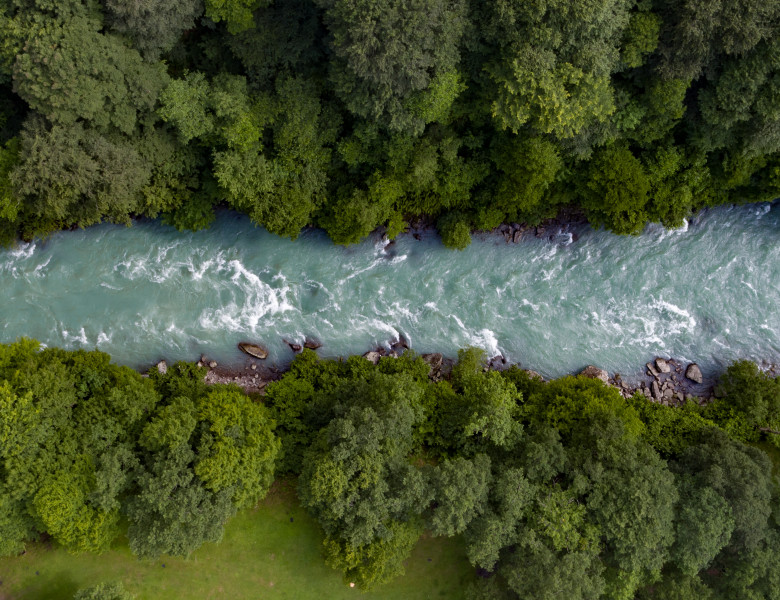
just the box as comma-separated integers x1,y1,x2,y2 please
1,480,474,600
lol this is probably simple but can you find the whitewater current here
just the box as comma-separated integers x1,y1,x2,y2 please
0,203,778,380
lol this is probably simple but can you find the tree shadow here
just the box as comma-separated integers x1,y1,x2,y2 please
8,569,78,600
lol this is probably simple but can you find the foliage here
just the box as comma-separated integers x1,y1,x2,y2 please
0,0,777,242
0,341,277,559
1,342,779,597
73,581,134,600
706,360,780,445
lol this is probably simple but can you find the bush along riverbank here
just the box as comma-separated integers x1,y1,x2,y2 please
1,339,780,599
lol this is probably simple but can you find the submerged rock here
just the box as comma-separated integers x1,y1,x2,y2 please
686,363,703,384
579,365,609,383
303,338,322,350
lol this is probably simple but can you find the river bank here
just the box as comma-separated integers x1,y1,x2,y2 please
154,340,779,408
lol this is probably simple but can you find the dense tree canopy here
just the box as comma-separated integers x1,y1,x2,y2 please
1,342,778,598
0,0,775,247
0,341,278,559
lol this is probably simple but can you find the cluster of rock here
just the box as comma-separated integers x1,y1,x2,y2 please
497,223,533,243
578,357,710,406
363,335,415,364
494,210,587,244
164,332,720,405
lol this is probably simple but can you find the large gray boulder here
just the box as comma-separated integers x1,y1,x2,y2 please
238,342,268,360
655,358,671,373
685,363,703,384
363,351,382,365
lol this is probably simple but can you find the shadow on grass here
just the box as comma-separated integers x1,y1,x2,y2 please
6,569,79,600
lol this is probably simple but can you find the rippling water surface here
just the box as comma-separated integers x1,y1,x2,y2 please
1,203,778,379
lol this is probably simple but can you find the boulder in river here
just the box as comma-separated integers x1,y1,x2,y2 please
578,365,609,383
363,351,382,365
285,340,302,353
390,335,410,352
685,363,703,384
238,342,268,360
303,338,322,350
655,357,671,373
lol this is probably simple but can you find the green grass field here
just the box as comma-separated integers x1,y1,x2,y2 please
1,480,474,600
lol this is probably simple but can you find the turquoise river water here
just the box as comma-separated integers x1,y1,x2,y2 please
1,203,778,380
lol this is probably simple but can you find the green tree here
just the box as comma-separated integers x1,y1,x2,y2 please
11,16,168,135
316,0,467,134
126,444,236,558
105,0,203,60
298,371,430,587
671,481,734,575
674,430,774,554
11,119,152,230
581,143,651,234
194,387,280,509
707,360,780,444
480,0,632,140
490,136,563,224
205,0,268,34
426,454,491,536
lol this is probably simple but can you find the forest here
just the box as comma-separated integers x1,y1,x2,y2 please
0,0,778,247
1,340,779,599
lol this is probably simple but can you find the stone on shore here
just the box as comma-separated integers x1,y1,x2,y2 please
238,342,268,360
422,353,444,370
303,338,322,350
156,360,167,375
646,362,658,377
209,361,217,368
363,351,382,365
685,363,703,384
655,358,671,373
651,380,661,400
579,365,609,383
524,369,544,381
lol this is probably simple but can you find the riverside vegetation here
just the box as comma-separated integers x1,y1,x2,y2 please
0,0,779,248
1,340,780,599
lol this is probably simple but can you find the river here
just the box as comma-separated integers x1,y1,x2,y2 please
1,203,778,380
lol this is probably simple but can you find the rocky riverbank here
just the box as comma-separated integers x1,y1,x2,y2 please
150,337,780,407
